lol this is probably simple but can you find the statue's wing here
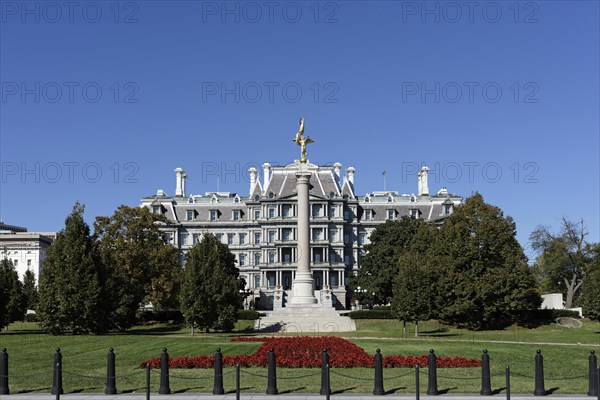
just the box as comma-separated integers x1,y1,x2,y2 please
305,138,315,144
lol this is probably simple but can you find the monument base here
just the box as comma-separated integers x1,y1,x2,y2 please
288,272,318,305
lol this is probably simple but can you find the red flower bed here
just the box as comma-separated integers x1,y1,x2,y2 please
140,337,481,369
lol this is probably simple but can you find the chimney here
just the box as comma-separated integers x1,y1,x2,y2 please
262,163,271,189
333,162,342,182
175,167,185,197
346,166,355,188
417,166,429,196
248,167,258,196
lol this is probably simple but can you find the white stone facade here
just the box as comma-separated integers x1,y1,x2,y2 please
140,162,462,310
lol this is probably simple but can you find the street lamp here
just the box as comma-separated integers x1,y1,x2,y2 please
355,286,367,310
239,289,253,310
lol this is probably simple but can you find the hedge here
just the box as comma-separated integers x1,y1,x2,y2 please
348,310,394,319
237,310,264,320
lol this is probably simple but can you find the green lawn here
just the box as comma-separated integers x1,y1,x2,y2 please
1,319,599,395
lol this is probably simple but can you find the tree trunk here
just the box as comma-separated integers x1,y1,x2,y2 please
414,320,419,338
402,321,406,337
564,273,584,309
191,324,195,336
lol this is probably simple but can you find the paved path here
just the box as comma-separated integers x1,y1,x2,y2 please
0,393,595,400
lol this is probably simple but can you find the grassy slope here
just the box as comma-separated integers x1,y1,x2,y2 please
1,319,599,394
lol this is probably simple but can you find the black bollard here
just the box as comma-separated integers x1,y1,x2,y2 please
480,349,492,395
589,350,598,397
506,365,510,400
266,348,278,395
320,349,330,395
145,364,150,400
213,348,225,395
51,348,63,395
325,365,331,400
0,348,8,395
159,348,171,395
415,365,420,400
427,349,439,395
373,348,385,395
236,364,240,400
533,349,546,396
105,348,117,395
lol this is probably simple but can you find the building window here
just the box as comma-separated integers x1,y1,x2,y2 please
232,210,240,221
344,234,351,244
329,206,336,218
387,209,396,220
443,204,453,215
344,210,351,221
254,209,261,220
364,196,370,202
282,204,292,217
387,196,393,203
179,233,188,245
27,259,31,267
282,249,292,263
329,228,338,242
239,233,246,245
282,228,292,242
13,259,18,267
254,232,261,244
268,207,276,219
234,196,240,203
227,233,235,245
268,192,275,199
210,210,218,221
254,253,261,266
312,204,323,217
165,232,174,244
358,233,366,245
410,209,419,218
192,233,200,244
216,233,223,242
268,251,275,264
364,209,373,220
152,205,161,214
410,195,416,203
239,254,246,266
268,230,276,243
313,228,323,241
186,210,194,221
254,275,261,288
344,255,351,266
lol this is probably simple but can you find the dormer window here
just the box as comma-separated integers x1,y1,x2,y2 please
211,196,218,204
210,210,218,221
364,209,373,221
152,205,161,214
186,210,194,221
410,209,420,218
387,196,393,203
387,209,396,220
268,192,275,199
188,196,194,203
234,195,240,203
254,194,260,201
410,195,416,203
443,204,453,215
364,196,370,202
232,210,241,221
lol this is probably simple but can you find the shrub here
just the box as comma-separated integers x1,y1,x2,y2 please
136,310,184,323
348,310,394,319
236,310,262,320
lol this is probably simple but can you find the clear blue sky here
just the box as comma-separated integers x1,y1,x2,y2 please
1,0,598,259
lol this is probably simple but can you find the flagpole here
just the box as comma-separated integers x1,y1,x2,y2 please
383,171,387,192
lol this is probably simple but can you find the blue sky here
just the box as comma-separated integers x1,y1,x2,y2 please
1,0,598,258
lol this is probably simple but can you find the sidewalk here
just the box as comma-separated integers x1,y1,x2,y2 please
0,393,595,400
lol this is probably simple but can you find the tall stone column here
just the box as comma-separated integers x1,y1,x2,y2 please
290,165,317,305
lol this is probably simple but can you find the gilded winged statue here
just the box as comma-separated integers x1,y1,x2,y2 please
292,118,314,164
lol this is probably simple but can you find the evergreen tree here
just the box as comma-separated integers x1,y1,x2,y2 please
37,202,107,334
179,233,243,334
0,258,26,329
580,243,600,321
23,269,39,310
351,217,426,306
94,205,181,330
433,193,541,329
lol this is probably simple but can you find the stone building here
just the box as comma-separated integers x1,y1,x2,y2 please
140,162,462,310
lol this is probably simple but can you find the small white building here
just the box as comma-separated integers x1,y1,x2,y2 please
540,293,583,317
0,222,55,284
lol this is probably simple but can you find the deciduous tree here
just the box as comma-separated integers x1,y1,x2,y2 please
530,217,596,308
434,193,540,329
